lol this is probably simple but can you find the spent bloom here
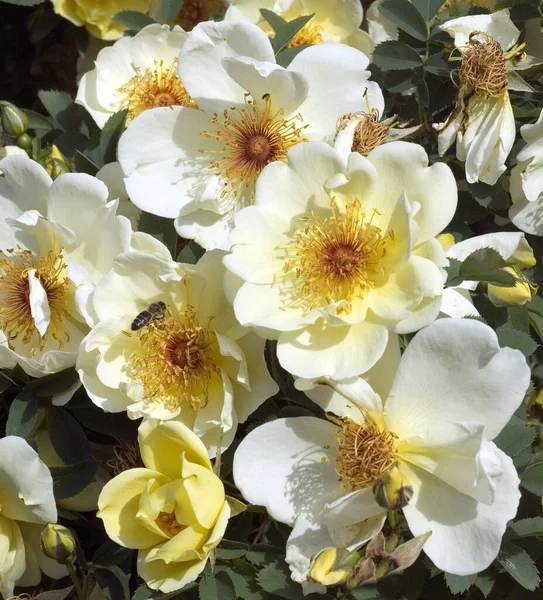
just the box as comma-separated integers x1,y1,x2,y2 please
77,24,191,128
98,419,230,593
77,236,277,455
118,19,383,250
0,436,66,598
234,319,529,584
434,10,527,185
0,155,131,377
224,140,457,380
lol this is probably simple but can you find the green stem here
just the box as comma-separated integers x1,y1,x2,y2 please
66,562,85,600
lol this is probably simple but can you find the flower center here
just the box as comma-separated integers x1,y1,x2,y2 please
335,417,397,491
155,511,185,538
128,310,219,411
287,22,324,47
285,200,391,314
107,441,144,476
0,248,69,353
459,33,508,98
173,0,224,31
338,110,391,156
119,59,196,123
201,93,307,206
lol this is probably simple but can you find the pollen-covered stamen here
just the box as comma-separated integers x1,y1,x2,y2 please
287,21,324,47
173,0,224,31
334,417,397,491
459,33,508,98
119,59,196,123
201,93,308,204
0,248,70,352
338,110,391,156
155,511,185,538
128,310,219,412
285,200,392,313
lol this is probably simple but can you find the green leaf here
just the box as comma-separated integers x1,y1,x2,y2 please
36,587,75,600
73,151,100,176
494,422,536,456
31,368,81,397
276,45,310,68
459,248,516,286
69,403,138,441
226,495,248,518
424,52,451,76
100,110,127,165
379,0,428,41
497,543,540,591
1,0,46,5
412,0,445,20
445,258,463,287
38,90,76,131
372,41,423,71
257,560,304,599
468,181,509,211
95,566,129,600
507,518,543,540
216,566,253,599
47,405,91,465
6,388,38,439
496,327,537,357
132,584,189,599
51,460,99,499
23,109,53,131
199,569,237,600
112,11,156,31
260,9,314,54
520,453,543,495
444,572,477,594
162,0,184,22
93,541,134,566
349,588,379,599
473,574,494,598
177,240,205,264
139,212,177,257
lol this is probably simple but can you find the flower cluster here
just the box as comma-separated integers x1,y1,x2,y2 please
0,1,542,599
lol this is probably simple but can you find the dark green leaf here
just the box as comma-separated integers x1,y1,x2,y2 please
199,569,237,600
349,587,379,599
260,10,314,54
95,566,129,600
444,572,476,594
70,403,138,441
216,566,253,599
424,52,451,76
6,388,38,439
24,109,53,130
100,110,127,165
38,90,76,131
412,0,445,20
257,560,304,599
93,541,134,566
494,422,536,456
497,543,540,590
32,368,81,397
520,454,543,495
276,45,310,68
132,584,190,599
372,41,423,71
73,151,100,176
459,248,516,286
507,518,543,540
445,258,463,287
496,327,537,357
473,574,494,598
416,78,430,107
36,587,75,600
162,0,184,22
47,405,91,465
468,181,509,211
139,212,177,257
51,460,99,499
177,241,205,264
379,0,428,41
507,307,530,333
112,11,156,31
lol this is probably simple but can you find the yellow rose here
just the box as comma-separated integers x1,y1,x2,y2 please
51,0,158,41
97,420,230,593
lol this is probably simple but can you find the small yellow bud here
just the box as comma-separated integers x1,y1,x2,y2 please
373,465,413,510
40,523,77,564
511,237,536,268
45,145,71,179
437,233,455,250
309,548,360,586
488,268,537,307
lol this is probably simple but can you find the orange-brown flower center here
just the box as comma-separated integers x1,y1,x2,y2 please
174,0,224,31
155,511,185,538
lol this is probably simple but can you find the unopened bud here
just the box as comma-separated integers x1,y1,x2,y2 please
0,102,29,137
309,547,360,586
488,268,537,307
373,466,413,510
45,145,71,179
437,233,455,250
40,523,76,564
16,133,32,150
511,236,536,268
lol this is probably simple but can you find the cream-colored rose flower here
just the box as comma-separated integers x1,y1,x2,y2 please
0,436,66,598
77,236,278,454
0,156,131,377
51,0,157,40
98,419,230,593
224,140,457,380
76,24,191,128
225,0,374,55
434,10,525,185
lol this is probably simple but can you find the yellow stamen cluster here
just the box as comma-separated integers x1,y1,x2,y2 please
119,59,196,123
285,200,391,313
0,248,69,353
335,417,397,491
173,0,224,31
459,33,508,98
201,93,307,204
155,511,185,538
338,110,391,156
107,441,144,476
128,310,219,412
287,22,324,48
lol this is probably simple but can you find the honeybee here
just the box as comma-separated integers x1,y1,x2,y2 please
131,301,167,331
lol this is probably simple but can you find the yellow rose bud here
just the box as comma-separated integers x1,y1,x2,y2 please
309,548,360,586
511,236,536,268
437,233,455,250
45,145,71,179
98,420,230,594
488,268,538,307
50,0,157,40
40,524,77,564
